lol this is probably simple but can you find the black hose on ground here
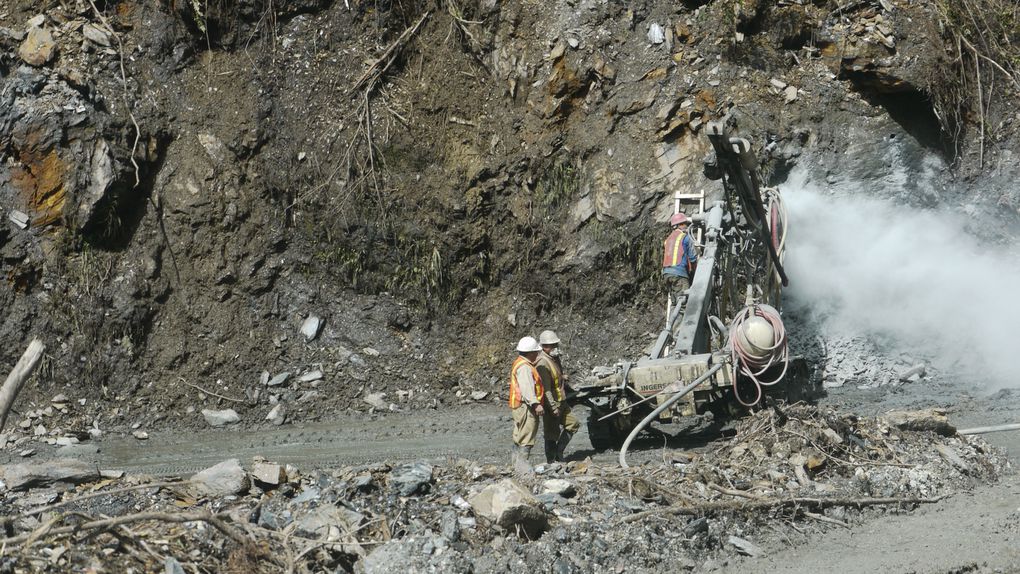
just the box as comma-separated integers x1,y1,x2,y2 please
618,362,725,468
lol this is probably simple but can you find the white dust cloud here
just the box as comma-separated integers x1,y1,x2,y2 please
782,169,1020,389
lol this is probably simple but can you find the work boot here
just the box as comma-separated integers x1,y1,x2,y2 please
556,431,574,462
514,445,534,476
544,439,559,464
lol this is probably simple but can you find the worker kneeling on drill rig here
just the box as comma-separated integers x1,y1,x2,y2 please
536,330,580,463
662,212,698,304
509,336,545,473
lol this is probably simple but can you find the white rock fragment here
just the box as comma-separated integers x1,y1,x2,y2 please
266,404,286,426
647,23,665,44
190,459,249,497
364,393,389,410
299,370,323,383
267,372,291,387
202,409,240,427
252,462,287,485
783,85,798,103
9,210,29,229
300,315,322,341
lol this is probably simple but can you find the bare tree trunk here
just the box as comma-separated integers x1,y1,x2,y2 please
0,339,46,433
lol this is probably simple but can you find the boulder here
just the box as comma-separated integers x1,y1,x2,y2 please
18,26,57,66
882,408,956,436
469,479,550,539
1,458,99,491
202,408,240,427
252,462,286,486
189,459,249,497
389,462,433,496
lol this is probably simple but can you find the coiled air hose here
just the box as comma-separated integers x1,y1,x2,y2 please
618,362,725,469
766,189,788,284
729,303,788,406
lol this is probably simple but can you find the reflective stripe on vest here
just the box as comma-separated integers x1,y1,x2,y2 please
662,230,688,270
539,354,564,402
509,355,544,409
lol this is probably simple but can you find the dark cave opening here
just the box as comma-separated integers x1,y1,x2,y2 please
841,72,952,157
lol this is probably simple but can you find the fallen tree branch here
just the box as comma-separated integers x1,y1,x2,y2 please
0,339,46,432
621,494,944,523
180,377,244,403
803,510,850,528
0,510,273,563
708,483,761,500
0,481,187,526
350,12,430,94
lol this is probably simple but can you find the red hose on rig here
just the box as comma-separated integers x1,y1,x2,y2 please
729,303,789,406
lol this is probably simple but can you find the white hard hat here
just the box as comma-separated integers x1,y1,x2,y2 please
738,317,775,358
538,330,560,345
516,336,542,353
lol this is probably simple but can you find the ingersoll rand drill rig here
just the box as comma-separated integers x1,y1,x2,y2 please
572,121,811,467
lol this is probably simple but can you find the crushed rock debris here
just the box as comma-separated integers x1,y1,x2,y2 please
0,405,1005,573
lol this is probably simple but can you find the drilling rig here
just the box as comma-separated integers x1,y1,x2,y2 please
571,121,811,466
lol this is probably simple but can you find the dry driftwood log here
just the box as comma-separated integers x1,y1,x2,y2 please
621,494,944,523
0,339,45,432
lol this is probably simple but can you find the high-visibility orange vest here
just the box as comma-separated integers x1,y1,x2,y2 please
662,229,690,271
509,355,544,408
537,353,564,402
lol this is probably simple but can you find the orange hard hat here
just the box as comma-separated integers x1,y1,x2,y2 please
669,212,689,226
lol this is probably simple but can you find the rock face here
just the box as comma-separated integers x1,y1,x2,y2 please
189,459,249,497
468,479,550,539
0,0,1015,451
0,458,99,490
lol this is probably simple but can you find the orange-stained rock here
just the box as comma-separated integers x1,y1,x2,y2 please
10,149,68,227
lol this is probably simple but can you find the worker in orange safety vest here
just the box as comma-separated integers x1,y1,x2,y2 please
509,336,545,471
536,330,580,463
662,212,698,302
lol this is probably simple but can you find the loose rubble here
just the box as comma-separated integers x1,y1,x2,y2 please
0,405,1006,573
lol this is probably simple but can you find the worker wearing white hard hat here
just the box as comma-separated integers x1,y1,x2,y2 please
662,211,698,299
509,336,545,472
535,330,580,463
